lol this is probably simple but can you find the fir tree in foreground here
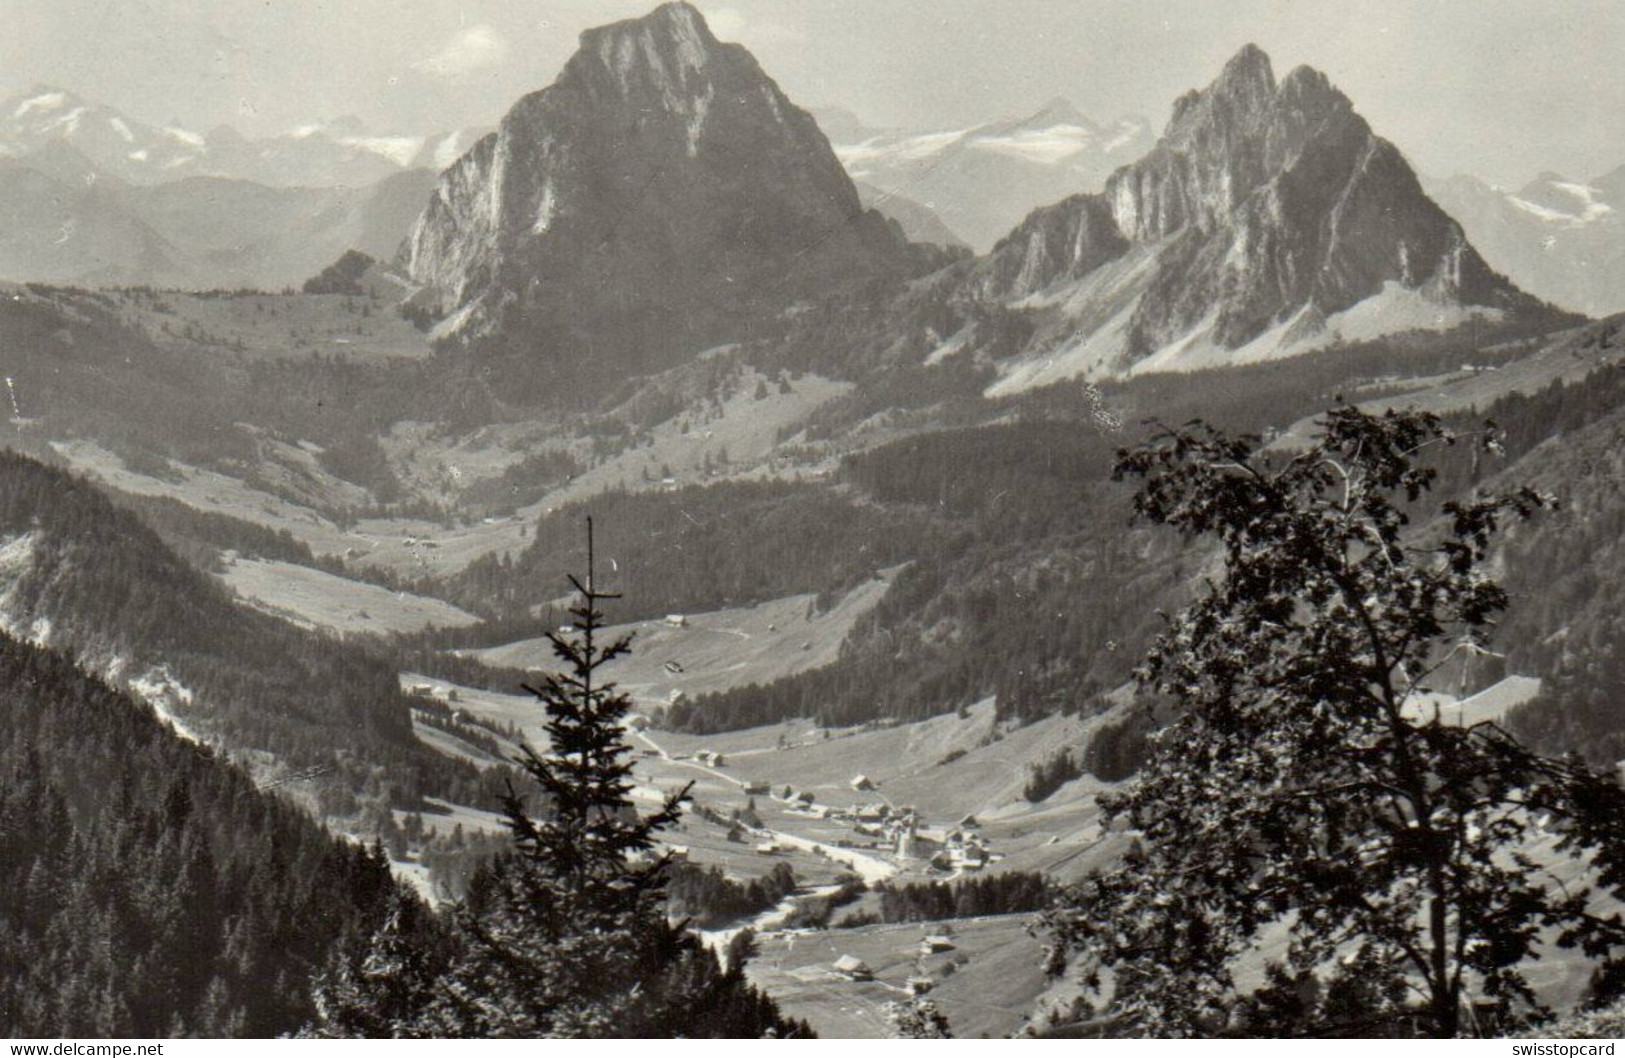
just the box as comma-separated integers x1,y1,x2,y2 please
1042,407,1625,1038
314,519,807,1038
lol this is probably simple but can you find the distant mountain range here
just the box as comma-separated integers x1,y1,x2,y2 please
1428,168,1625,317
0,85,485,189
815,99,1154,253
0,148,436,290
0,5,1588,376
0,86,469,289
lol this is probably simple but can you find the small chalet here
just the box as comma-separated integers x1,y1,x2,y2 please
833,955,873,981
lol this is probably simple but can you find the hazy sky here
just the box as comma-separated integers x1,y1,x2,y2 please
2,0,1621,186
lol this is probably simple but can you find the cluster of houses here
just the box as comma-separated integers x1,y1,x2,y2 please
744,775,998,872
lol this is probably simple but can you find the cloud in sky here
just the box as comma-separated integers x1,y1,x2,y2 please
414,23,508,81
695,4,801,45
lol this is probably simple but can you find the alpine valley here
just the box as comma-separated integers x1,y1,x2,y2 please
6,1,1625,1040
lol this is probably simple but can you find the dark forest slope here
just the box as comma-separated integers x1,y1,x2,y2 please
0,631,410,1036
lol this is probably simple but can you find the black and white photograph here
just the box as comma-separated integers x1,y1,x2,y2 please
3,0,1625,1043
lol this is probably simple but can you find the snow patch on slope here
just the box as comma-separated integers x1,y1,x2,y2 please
128,667,204,745
968,124,1098,165
13,92,67,119
0,531,48,645
342,135,426,168
835,130,967,175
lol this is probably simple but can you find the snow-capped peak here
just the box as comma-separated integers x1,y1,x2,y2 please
12,90,70,120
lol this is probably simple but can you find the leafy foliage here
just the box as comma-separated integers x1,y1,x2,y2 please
1043,407,1625,1037
890,994,954,1039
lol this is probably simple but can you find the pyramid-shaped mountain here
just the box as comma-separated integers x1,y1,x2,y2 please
973,45,1542,393
404,2,917,393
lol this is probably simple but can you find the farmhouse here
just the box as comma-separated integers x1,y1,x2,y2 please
664,614,688,628
742,781,769,795
921,935,956,954
833,955,873,981
850,774,876,791
755,841,781,855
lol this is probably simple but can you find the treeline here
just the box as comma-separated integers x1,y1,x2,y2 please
1023,748,1084,802
1082,707,1160,782
667,862,797,928
111,491,336,572
668,319,1625,742
868,872,1054,924
0,631,417,1037
1,288,259,471
667,423,1186,732
447,479,933,625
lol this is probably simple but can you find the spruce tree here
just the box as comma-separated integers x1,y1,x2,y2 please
403,518,808,1038
309,890,443,1038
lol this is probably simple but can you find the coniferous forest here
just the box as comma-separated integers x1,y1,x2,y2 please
0,631,404,1036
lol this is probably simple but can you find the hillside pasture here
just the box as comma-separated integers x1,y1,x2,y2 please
219,556,478,634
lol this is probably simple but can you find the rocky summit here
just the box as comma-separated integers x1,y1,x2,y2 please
404,2,916,394
973,44,1539,392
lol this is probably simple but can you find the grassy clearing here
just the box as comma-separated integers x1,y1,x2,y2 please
219,556,478,634
749,913,1046,1039
466,570,900,707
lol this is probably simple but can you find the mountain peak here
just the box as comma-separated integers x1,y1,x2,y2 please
978,41,1536,387
1218,43,1275,91
572,1,723,96
405,1,914,399
1166,44,1277,132
1277,63,1347,114
1023,97,1095,129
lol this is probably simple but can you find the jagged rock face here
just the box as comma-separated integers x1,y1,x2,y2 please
405,2,909,389
976,44,1533,383
976,193,1126,298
